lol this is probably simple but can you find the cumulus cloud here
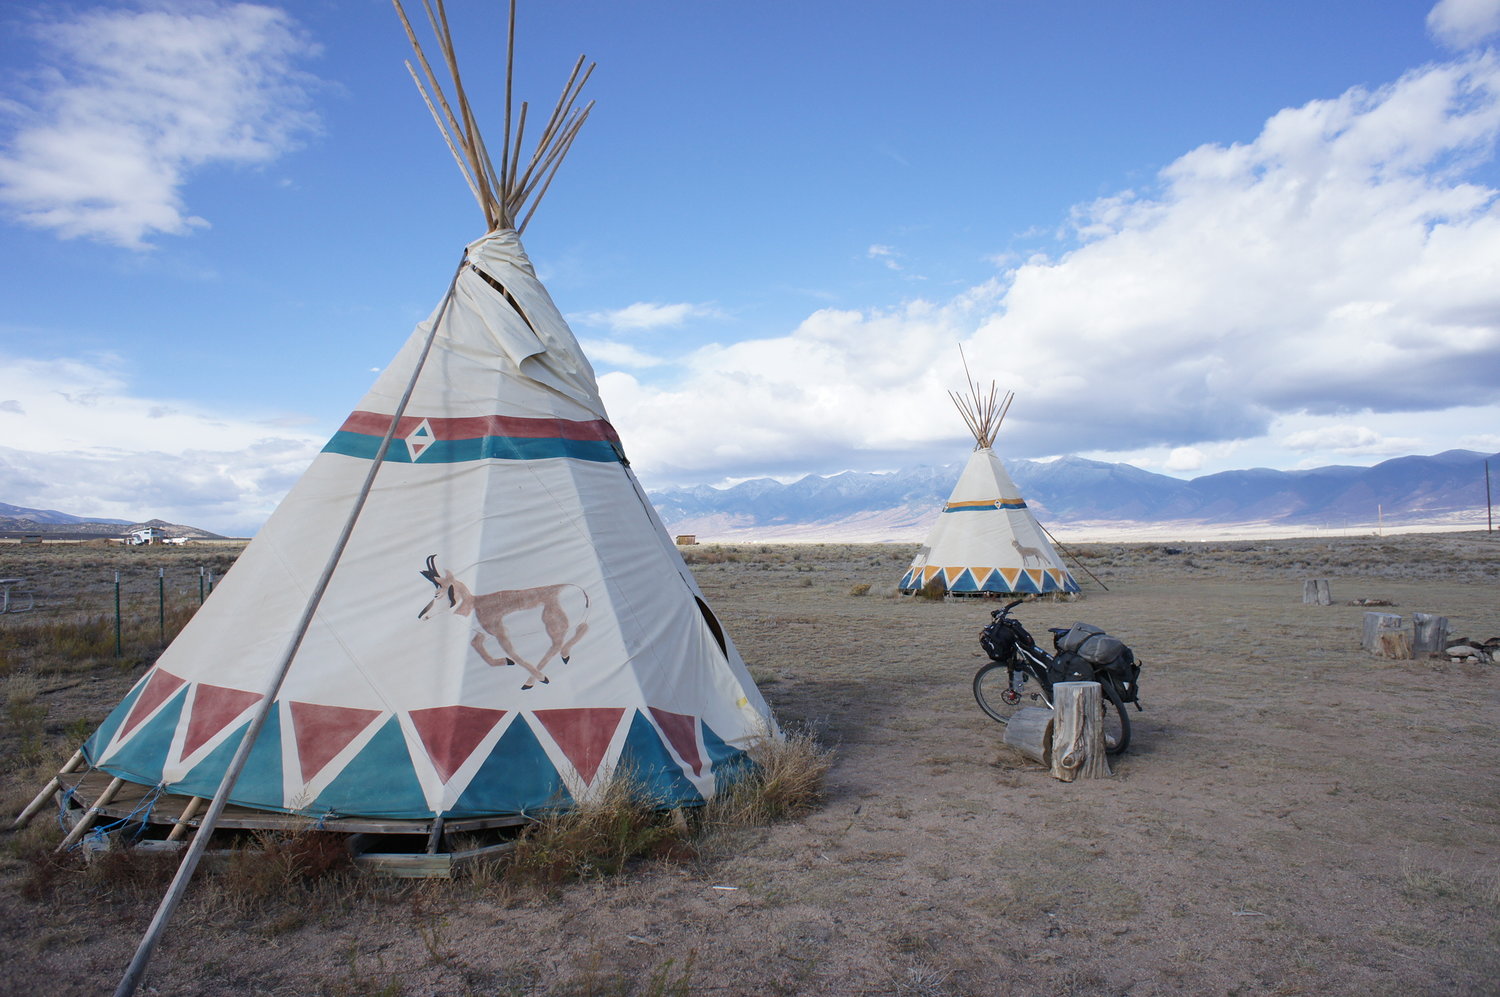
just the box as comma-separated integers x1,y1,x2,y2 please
577,301,719,333
0,355,323,533
1428,0,1500,49
0,1,320,248
578,339,666,370
1281,424,1422,455
1163,447,1206,472
604,54,1500,484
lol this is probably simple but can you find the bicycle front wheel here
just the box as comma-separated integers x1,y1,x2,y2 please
974,661,1050,725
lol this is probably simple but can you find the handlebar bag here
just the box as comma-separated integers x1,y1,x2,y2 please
979,619,1018,661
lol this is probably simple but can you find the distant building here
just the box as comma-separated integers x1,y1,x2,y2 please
127,527,166,545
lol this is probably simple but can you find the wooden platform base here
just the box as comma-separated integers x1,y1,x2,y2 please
53,770,530,879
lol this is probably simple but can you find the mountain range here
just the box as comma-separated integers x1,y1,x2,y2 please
4,450,1493,543
647,449,1498,541
0,504,225,541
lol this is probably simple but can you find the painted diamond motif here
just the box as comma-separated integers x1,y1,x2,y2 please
405,418,436,461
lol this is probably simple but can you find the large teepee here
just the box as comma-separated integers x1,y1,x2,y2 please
899,379,1079,596
23,1,774,855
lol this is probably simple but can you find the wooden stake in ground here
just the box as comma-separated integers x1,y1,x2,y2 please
1050,682,1111,781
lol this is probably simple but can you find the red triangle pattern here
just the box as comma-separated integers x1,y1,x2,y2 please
122,669,186,737
409,706,509,783
289,701,382,785
182,684,263,758
648,708,703,776
532,708,626,786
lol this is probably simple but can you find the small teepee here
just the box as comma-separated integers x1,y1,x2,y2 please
899,377,1078,596
21,0,774,858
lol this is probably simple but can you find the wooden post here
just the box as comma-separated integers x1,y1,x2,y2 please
57,776,124,851
1050,682,1111,781
165,797,206,843
1316,579,1332,606
1303,580,1332,605
1001,707,1053,766
1302,580,1317,604
11,749,86,830
1361,612,1403,653
1411,613,1450,656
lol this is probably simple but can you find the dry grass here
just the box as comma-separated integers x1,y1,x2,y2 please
2,533,1498,995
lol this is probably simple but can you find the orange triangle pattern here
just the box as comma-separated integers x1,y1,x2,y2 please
289,701,382,785
122,669,186,738
649,707,703,776
533,707,627,785
182,684,263,757
409,705,509,783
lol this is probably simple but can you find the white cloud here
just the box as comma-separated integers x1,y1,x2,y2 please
867,243,902,270
0,354,323,534
577,301,719,333
0,2,321,248
1428,0,1500,49
1281,424,1420,455
604,54,1500,485
579,339,666,370
1163,447,1205,472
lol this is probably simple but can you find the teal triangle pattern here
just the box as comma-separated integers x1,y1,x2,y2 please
617,710,704,809
96,685,188,787
85,675,149,764
451,715,572,817
310,716,428,819
170,707,285,810
701,721,754,787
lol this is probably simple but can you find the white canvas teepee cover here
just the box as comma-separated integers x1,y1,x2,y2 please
85,233,774,820
901,447,1078,595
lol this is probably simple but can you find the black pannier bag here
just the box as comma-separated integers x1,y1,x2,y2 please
1055,622,1141,703
1049,650,1095,684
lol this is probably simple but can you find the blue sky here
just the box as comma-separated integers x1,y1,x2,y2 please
2,0,1499,535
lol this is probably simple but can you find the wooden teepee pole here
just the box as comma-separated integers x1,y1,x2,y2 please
114,255,469,997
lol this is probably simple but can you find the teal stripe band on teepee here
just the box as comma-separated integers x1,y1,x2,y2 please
323,431,623,464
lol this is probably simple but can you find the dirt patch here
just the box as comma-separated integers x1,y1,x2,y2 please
2,533,1498,994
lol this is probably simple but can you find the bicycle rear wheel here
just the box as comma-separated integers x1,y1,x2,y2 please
1100,680,1131,754
974,661,1050,725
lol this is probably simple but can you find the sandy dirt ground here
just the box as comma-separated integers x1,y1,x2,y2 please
1,533,1497,995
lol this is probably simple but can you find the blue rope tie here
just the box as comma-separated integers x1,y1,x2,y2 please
74,783,166,852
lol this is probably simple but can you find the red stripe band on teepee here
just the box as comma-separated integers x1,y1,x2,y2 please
338,412,620,443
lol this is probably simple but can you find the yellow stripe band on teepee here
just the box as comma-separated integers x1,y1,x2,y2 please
941,498,1028,512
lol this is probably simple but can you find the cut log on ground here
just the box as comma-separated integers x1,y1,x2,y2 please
1050,681,1111,781
1001,706,1053,766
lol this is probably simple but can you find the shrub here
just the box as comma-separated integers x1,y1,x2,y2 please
919,577,947,601
848,583,871,597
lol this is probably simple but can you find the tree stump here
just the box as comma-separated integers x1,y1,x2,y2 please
1362,612,1411,659
1001,707,1053,766
1302,579,1333,605
1050,682,1111,781
1362,612,1402,653
1412,613,1450,655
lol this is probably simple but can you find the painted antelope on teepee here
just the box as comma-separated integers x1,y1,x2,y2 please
418,555,590,689
1011,538,1046,567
